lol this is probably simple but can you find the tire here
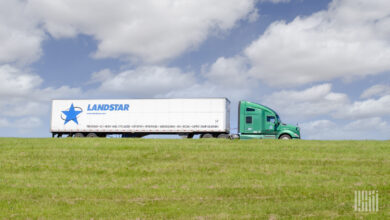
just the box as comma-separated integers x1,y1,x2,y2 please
230,134,240,140
279,134,291,140
217,133,229,139
201,133,214,138
86,133,98,138
74,133,85,138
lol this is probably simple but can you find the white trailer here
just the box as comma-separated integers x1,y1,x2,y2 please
51,98,230,138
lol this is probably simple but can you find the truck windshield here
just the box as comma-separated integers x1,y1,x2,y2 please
276,114,281,123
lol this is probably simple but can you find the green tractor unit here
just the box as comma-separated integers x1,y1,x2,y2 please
238,101,300,140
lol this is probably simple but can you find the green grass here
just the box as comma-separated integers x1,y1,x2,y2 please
0,138,389,219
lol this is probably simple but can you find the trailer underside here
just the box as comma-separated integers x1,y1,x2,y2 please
51,131,230,139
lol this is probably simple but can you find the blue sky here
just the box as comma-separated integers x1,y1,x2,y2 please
0,0,389,139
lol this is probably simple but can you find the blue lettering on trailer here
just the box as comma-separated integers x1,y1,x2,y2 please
87,104,129,111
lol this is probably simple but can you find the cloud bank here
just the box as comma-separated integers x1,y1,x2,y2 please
0,0,389,139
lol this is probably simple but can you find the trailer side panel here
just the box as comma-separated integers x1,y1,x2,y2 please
51,98,230,134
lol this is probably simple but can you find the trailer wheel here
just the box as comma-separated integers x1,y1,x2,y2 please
201,133,213,138
86,133,98,138
217,134,229,139
279,134,291,140
74,133,85,138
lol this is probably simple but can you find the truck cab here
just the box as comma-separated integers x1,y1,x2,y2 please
238,101,300,139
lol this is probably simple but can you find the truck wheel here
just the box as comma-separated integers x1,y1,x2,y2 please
279,134,291,140
201,133,213,138
217,134,229,139
229,134,240,139
74,133,84,138
87,133,98,138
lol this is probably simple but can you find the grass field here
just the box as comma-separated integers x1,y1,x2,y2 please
0,138,389,219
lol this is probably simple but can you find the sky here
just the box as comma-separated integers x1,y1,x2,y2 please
0,0,390,139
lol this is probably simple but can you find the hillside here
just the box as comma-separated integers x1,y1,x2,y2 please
0,138,388,219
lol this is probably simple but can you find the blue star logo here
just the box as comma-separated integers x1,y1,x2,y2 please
62,103,82,125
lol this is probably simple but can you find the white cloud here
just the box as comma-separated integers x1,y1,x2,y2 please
0,116,42,129
160,56,258,100
0,65,81,120
161,81,254,102
0,0,297,67
201,56,254,88
361,84,390,99
264,84,349,120
264,83,390,121
335,95,390,119
344,117,389,131
13,117,43,129
90,57,257,101
91,55,259,99
0,118,10,127
93,66,196,97
25,0,257,63
245,0,390,86
299,119,339,139
300,117,390,140
0,1,44,65
0,65,42,97
90,69,113,84
300,119,336,131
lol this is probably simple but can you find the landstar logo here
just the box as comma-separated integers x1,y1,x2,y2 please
87,104,129,111
61,103,82,125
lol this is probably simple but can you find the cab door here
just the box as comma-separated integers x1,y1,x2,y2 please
263,112,277,136
244,107,262,134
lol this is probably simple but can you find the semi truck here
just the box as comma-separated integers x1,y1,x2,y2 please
50,98,300,139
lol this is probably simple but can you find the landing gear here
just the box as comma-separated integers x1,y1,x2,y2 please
180,133,194,139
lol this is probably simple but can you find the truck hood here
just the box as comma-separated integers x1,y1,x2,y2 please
279,123,300,136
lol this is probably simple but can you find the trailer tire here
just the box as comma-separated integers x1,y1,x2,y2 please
87,133,98,138
201,133,213,138
279,134,291,140
74,133,85,138
217,134,229,139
